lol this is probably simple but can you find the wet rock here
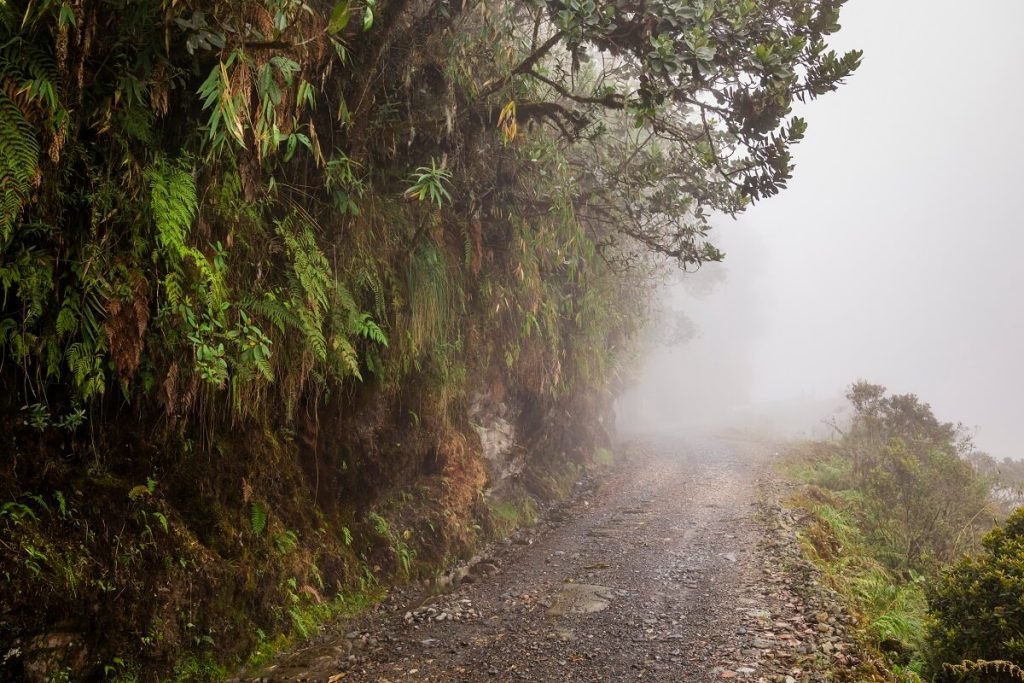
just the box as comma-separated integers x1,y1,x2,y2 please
545,584,614,616
22,632,89,683
472,562,500,576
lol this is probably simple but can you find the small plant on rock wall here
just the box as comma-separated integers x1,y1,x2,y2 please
367,512,416,577
250,502,268,536
404,159,452,207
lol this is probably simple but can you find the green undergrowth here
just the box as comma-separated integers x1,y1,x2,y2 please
1,400,615,681
593,447,615,469
783,447,930,681
776,383,1010,682
97,583,382,682
487,495,540,538
233,585,383,679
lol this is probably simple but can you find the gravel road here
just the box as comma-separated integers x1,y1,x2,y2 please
240,437,865,682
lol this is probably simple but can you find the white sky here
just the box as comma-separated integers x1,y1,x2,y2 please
625,0,1024,457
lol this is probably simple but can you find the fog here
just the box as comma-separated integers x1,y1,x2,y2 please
618,0,1024,458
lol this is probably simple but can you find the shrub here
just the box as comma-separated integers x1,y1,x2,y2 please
860,437,993,573
926,507,1024,681
835,382,995,573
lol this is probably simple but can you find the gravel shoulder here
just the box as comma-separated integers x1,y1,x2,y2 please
237,437,868,682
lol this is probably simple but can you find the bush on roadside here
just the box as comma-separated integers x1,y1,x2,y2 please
926,508,1024,682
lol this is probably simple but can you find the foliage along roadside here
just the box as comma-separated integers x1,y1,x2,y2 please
0,0,859,679
781,382,1023,682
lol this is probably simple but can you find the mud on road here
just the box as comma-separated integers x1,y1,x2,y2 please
238,437,865,682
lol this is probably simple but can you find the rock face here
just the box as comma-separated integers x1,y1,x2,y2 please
469,392,524,493
20,631,89,683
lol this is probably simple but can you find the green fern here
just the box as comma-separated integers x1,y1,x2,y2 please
287,606,312,639
272,215,386,384
0,34,66,245
146,157,198,268
273,529,298,555
252,353,274,382
247,293,297,335
0,93,38,185
153,511,169,534
44,338,60,378
0,318,17,348
332,334,361,380
355,265,386,318
296,305,328,362
0,92,40,243
65,341,105,399
250,501,268,536
164,272,184,307
145,157,228,311
367,511,389,536
55,300,78,337
0,36,64,112
351,311,387,346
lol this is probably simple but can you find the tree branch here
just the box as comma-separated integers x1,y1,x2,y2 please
523,69,625,109
479,31,563,98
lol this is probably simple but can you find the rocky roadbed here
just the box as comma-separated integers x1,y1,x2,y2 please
235,437,872,682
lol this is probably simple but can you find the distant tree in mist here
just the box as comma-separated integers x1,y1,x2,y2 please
678,263,729,299
664,311,700,346
968,451,1024,511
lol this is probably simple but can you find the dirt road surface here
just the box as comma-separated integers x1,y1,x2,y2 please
239,437,862,682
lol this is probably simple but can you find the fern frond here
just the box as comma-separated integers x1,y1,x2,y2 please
146,157,198,271
351,311,388,346
0,91,40,241
44,338,60,378
0,317,16,346
254,354,274,382
296,306,327,362
248,293,299,334
163,273,184,306
250,501,268,535
55,298,78,336
333,334,361,380
945,659,1024,681
64,340,105,399
356,267,386,318
334,281,357,314
0,34,66,243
